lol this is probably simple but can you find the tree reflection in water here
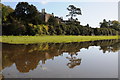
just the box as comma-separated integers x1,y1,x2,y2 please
2,39,120,73
66,53,81,68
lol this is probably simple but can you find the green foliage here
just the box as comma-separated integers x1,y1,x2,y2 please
47,16,58,26
111,20,120,31
48,25,56,35
1,3,120,36
1,3,14,23
94,28,117,36
66,5,82,21
26,24,49,35
100,19,120,35
100,19,109,28
2,18,26,35
38,25,49,35
14,2,41,25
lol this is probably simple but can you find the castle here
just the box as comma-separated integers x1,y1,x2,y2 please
41,9,54,22
40,9,63,24
40,9,80,24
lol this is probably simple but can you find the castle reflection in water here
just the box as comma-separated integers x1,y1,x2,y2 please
2,39,120,73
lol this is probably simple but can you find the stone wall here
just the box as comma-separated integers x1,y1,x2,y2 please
45,14,53,22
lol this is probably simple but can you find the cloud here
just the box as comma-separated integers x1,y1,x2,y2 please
40,0,48,5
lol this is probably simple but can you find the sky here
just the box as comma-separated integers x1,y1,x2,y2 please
2,1,118,28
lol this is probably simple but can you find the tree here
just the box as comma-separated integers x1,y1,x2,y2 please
111,20,120,31
2,17,26,35
66,5,82,21
1,3,14,23
48,25,56,35
48,16,58,26
14,2,40,25
100,19,109,28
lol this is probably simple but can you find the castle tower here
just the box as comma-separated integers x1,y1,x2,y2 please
42,9,45,14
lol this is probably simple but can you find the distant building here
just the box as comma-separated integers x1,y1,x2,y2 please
40,9,80,25
40,9,54,22
40,9,66,24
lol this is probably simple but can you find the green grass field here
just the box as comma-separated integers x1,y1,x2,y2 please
0,35,119,44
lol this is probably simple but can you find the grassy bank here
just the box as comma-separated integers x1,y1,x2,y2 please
0,36,119,44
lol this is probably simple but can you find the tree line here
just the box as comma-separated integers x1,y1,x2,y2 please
1,2,120,36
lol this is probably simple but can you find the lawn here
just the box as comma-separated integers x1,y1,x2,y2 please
0,35,119,44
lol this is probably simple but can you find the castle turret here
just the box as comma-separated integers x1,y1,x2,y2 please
42,9,45,14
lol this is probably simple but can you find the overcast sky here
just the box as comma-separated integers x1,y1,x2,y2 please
2,1,119,28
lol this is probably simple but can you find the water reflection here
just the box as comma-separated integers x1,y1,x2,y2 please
2,39,120,73
66,56,81,69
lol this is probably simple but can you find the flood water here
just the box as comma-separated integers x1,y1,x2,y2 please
2,39,120,78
